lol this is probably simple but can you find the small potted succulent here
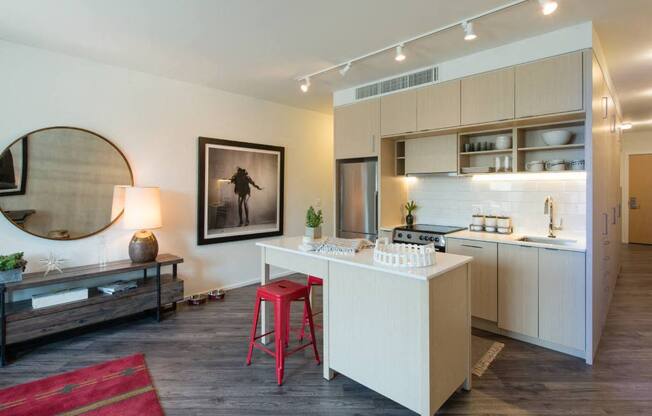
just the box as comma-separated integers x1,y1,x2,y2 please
305,206,324,241
404,201,417,226
0,252,27,284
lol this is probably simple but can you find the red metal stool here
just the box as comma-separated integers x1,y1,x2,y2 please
246,279,320,385
299,275,323,342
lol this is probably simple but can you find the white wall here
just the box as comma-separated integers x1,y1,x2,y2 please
408,176,586,237
621,130,652,243
0,40,334,296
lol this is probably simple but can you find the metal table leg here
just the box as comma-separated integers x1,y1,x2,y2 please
1,285,6,367
156,265,161,322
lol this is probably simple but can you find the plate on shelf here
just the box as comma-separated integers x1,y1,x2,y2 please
461,166,495,174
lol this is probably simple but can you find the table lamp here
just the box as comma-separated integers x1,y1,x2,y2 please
123,186,162,263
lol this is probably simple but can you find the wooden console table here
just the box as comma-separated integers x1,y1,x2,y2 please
0,254,184,366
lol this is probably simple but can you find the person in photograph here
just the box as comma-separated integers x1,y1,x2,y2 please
229,167,263,226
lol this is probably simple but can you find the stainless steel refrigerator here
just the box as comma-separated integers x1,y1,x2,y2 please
336,158,378,240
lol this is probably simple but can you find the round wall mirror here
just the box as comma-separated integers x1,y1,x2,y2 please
0,127,133,240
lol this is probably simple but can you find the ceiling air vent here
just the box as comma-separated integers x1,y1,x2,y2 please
354,66,438,100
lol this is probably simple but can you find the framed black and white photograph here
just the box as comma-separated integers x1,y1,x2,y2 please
198,137,284,245
0,137,28,197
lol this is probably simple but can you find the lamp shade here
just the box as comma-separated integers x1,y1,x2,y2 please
123,186,162,230
111,185,129,221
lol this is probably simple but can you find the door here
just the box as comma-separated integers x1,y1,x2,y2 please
498,244,538,338
629,154,652,244
380,89,417,136
334,99,380,159
447,239,498,322
416,80,461,131
461,67,515,125
337,159,378,239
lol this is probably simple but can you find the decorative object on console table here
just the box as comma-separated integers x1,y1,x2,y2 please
0,252,26,283
404,200,417,226
197,137,284,245
123,186,162,263
39,252,68,277
304,206,323,242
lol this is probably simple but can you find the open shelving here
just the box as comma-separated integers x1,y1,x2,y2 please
458,128,515,175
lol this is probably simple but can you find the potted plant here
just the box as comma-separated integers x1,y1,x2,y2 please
404,201,417,226
0,252,27,284
305,206,324,241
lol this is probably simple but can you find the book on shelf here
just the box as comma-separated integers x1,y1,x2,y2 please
32,288,89,309
97,280,138,295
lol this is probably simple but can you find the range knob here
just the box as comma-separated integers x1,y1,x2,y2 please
397,232,403,238
434,237,440,243
419,235,425,241
428,236,436,242
407,234,412,239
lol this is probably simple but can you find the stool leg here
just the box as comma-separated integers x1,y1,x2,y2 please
274,300,286,385
298,282,312,342
246,295,262,366
304,297,321,365
285,304,291,347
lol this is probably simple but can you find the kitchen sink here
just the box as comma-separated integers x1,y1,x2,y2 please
517,236,578,246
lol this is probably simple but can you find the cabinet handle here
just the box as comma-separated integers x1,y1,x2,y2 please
543,247,560,251
602,97,608,119
618,203,621,218
603,213,608,235
371,134,376,153
612,207,616,224
460,244,483,249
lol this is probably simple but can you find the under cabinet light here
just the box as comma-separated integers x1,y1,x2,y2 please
620,123,633,130
472,172,586,181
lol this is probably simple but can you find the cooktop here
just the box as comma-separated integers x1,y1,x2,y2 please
394,224,466,234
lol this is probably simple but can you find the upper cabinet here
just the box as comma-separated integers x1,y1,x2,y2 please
461,67,515,125
404,134,457,174
380,89,417,136
416,80,461,131
515,51,583,118
334,98,380,159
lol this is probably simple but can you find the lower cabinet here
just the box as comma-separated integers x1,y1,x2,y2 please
497,244,539,338
447,238,497,322
538,248,586,351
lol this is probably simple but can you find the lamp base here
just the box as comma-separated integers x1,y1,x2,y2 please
129,230,159,263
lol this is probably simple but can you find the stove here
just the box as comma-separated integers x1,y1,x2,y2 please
392,224,466,252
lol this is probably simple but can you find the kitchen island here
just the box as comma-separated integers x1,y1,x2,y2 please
256,237,473,416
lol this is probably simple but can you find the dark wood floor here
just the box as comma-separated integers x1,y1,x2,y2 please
1,244,651,415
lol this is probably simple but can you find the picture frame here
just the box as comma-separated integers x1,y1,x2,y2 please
0,136,28,197
197,137,284,245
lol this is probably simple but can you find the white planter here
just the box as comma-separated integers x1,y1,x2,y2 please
304,226,322,241
0,268,22,284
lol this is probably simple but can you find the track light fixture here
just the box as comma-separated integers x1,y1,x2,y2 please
538,0,558,15
461,21,477,41
300,77,310,93
339,62,351,76
395,44,406,62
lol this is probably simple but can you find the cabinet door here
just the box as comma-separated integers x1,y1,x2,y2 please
380,89,417,136
515,51,583,118
539,248,585,351
404,134,457,174
416,80,461,131
461,67,514,125
448,239,498,322
498,244,538,338
334,98,380,159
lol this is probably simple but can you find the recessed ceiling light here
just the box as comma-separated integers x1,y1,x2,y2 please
462,21,477,41
538,0,558,15
339,62,351,76
395,44,406,62
620,123,633,130
300,77,310,93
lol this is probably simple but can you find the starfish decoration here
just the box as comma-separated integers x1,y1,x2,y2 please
40,252,68,277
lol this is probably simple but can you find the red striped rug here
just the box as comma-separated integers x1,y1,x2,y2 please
0,354,164,415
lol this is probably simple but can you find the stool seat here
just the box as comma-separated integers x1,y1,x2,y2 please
246,279,320,385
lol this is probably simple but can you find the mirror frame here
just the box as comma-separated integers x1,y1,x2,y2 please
0,126,134,240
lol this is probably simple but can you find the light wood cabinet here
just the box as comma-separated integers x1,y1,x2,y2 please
334,98,380,159
380,89,417,136
538,248,585,351
461,67,514,125
404,134,457,174
416,80,461,131
515,51,583,118
498,244,538,338
448,239,497,322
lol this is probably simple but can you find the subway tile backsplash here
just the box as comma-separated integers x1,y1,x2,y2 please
408,176,586,236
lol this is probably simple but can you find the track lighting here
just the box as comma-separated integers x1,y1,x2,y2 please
538,0,558,15
461,21,477,41
300,77,310,93
339,62,351,76
620,123,633,130
395,44,406,62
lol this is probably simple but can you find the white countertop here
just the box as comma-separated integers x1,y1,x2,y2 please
257,236,472,281
447,229,586,252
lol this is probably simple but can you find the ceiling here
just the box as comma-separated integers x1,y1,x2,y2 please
0,0,651,124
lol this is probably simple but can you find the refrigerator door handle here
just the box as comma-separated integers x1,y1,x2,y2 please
374,190,379,234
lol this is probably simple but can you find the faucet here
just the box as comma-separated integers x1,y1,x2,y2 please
544,196,562,238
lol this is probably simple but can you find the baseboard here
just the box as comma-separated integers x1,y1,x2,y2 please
183,270,297,299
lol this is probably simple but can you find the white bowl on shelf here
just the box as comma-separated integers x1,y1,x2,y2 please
495,135,512,150
542,130,572,146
